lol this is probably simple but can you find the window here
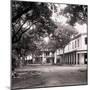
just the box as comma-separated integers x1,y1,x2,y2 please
84,53,87,64
77,39,79,47
72,42,74,49
47,59,50,63
75,40,76,48
52,52,54,55
68,45,69,50
85,37,87,44
46,52,49,56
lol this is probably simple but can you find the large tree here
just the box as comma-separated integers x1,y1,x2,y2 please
11,1,57,69
47,3,87,63
63,4,88,25
53,23,77,63
12,1,56,44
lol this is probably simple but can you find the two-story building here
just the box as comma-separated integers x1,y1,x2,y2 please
25,42,57,65
24,33,87,65
33,49,55,64
56,33,87,65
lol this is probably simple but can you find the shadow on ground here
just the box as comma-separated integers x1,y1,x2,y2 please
11,65,87,89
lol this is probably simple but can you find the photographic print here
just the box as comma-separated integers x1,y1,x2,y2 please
11,0,88,89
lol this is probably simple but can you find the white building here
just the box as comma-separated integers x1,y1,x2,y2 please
24,33,87,65
56,33,87,65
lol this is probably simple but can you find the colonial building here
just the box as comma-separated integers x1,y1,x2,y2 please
33,49,56,64
25,33,87,65
25,40,57,64
56,33,87,65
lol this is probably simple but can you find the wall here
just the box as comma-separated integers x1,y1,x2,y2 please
79,53,85,64
57,33,87,55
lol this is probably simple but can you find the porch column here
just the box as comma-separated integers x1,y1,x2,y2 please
79,53,84,65
67,55,69,64
73,54,75,64
76,53,78,64
70,54,72,64
42,51,44,64
73,53,76,64
54,52,57,64
69,55,70,64
42,51,47,64
71,54,73,64
33,58,35,64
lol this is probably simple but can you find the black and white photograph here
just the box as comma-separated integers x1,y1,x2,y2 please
11,0,88,89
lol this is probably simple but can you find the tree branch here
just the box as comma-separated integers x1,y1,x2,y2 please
12,20,39,44
12,19,27,41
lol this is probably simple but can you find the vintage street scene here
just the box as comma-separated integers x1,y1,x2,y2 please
11,0,88,89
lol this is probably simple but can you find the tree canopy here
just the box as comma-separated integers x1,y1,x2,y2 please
63,4,87,25
53,23,77,49
12,1,57,43
11,1,57,57
12,1,87,58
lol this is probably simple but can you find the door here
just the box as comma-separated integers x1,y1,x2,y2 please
84,53,87,64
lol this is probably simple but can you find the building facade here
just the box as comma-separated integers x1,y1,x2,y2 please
33,49,56,64
56,33,87,65
25,33,87,65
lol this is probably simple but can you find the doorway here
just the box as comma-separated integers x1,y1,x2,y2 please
84,53,87,64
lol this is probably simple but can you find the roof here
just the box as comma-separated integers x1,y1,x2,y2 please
71,33,87,40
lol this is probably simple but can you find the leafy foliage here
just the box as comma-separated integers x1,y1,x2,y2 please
12,1,57,43
63,4,87,25
53,23,77,49
12,1,57,59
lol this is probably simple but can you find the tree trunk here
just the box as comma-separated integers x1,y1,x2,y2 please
32,53,35,64
62,48,65,64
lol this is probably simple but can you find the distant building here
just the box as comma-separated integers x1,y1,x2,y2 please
56,33,87,65
25,41,57,65
25,33,87,65
34,49,55,64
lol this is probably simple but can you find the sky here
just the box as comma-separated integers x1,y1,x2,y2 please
51,4,67,25
74,23,87,34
